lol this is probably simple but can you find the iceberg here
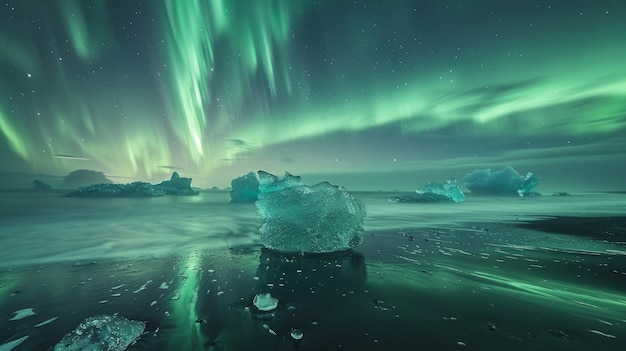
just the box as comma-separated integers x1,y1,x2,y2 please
154,172,199,195
54,315,145,351
390,179,465,203
255,171,366,253
463,166,540,196
229,172,260,203
64,182,166,198
517,172,541,197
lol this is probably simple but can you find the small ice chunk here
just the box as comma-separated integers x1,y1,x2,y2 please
159,282,169,290
253,293,279,311
111,284,125,290
256,171,366,253
53,315,145,351
35,317,59,327
291,329,304,340
9,308,35,321
150,301,157,307
0,336,29,351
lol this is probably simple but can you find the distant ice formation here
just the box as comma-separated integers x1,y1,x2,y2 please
229,171,260,203
154,172,199,195
390,179,465,203
463,166,540,196
54,315,145,351
517,172,541,196
255,171,367,253
64,172,199,197
64,182,166,197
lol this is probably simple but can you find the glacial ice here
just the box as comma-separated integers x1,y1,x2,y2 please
229,171,260,203
54,315,145,351
255,171,367,253
417,179,465,202
517,172,541,197
391,179,465,203
463,166,540,196
253,292,279,311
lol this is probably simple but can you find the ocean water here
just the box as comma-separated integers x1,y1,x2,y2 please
1,190,625,350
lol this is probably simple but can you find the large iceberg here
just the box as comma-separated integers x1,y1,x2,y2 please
54,315,145,351
463,166,540,196
229,172,260,203
390,179,465,203
255,171,366,253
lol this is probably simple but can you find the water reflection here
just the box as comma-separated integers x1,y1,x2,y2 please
197,248,367,350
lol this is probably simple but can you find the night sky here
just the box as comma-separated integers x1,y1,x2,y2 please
1,0,625,190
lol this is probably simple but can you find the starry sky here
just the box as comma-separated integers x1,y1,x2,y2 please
1,0,625,191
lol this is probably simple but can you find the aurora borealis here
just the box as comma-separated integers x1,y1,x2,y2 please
1,0,625,190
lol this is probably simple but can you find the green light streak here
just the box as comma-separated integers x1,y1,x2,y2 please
470,270,626,319
231,74,626,150
166,253,208,350
60,0,110,60
163,0,305,165
0,106,29,159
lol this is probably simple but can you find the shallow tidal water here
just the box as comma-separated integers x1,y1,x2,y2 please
1,190,625,350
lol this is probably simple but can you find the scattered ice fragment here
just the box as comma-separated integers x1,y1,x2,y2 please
291,329,304,340
587,329,616,338
9,308,35,321
207,269,215,273
111,293,122,297
99,300,109,304
253,293,279,311
262,324,269,330
53,315,145,351
268,328,277,336
255,170,366,253
133,280,152,293
457,341,467,346
111,284,125,290
171,291,181,300
217,291,224,296
159,282,169,290
150,301,157,307
0,336,29,351
35,317,59,327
